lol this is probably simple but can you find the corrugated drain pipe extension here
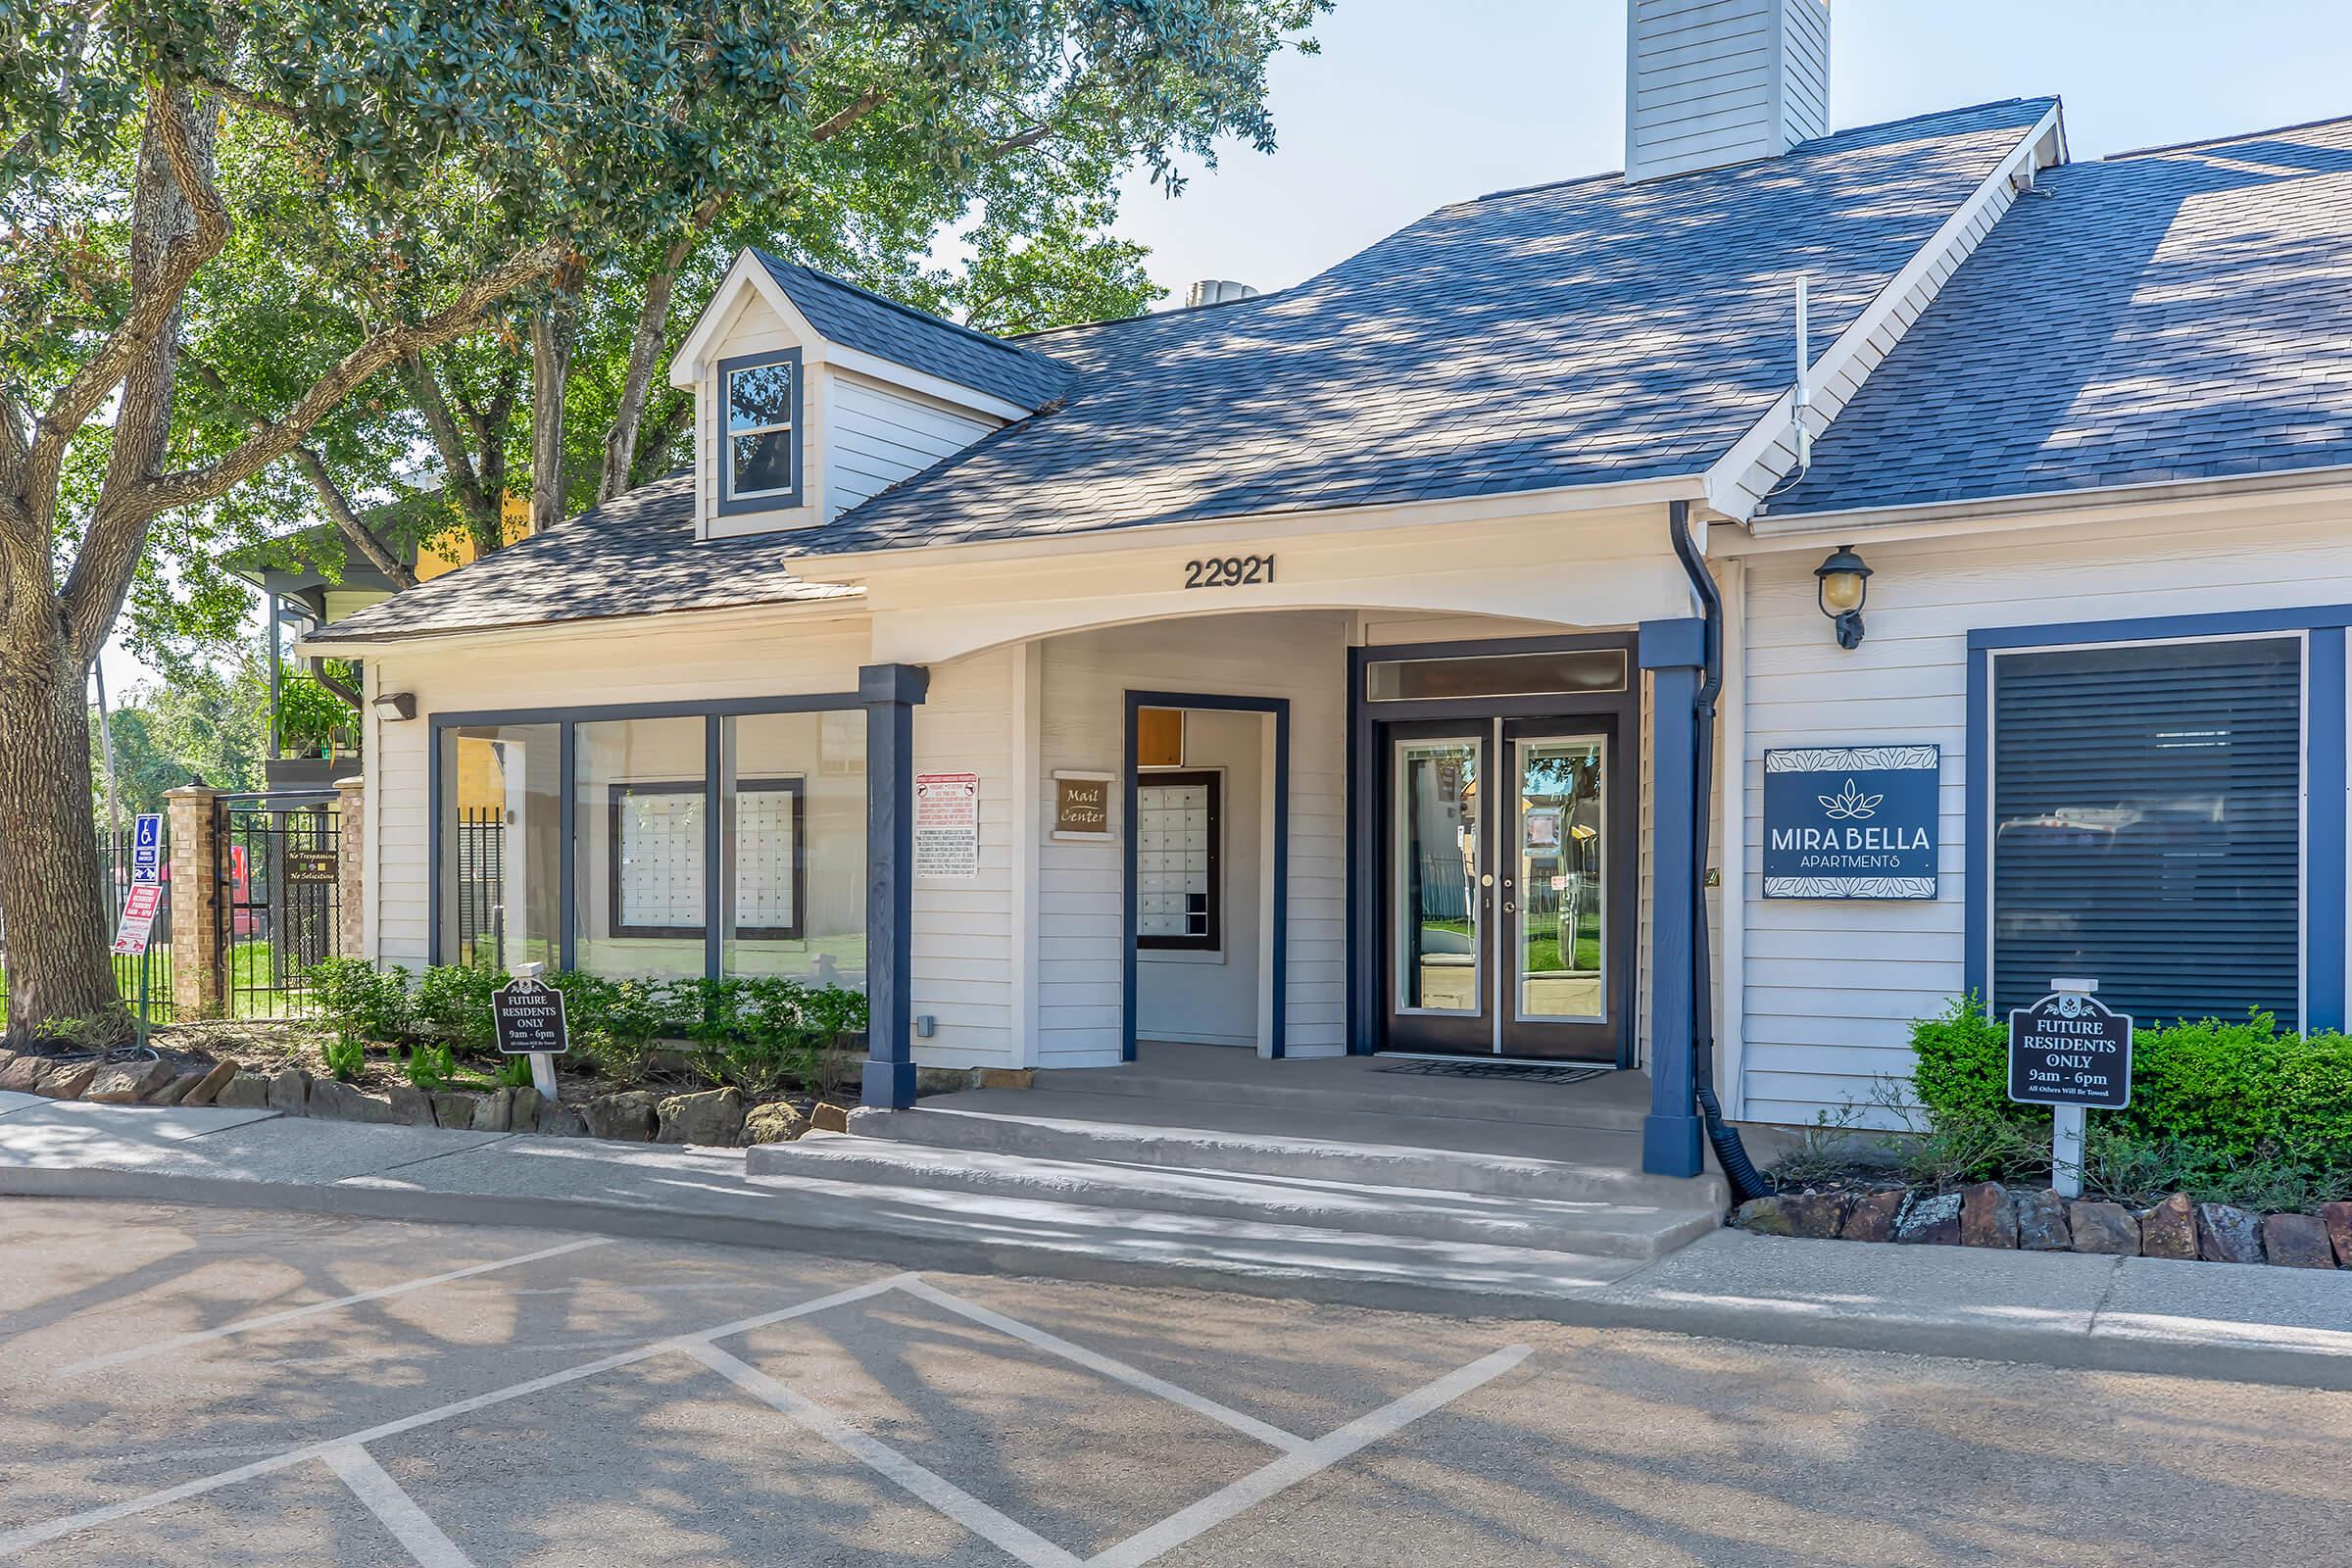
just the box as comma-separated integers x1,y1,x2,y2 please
1669,499,1773,1201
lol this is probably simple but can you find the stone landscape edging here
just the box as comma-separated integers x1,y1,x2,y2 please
1735,1182,2352,1270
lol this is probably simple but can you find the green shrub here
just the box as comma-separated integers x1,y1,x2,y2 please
306,958,413,1049
322,1036,366,1082
413,962,507,1054
1906,996,2352,1193
546,971,677,1084
405,1042,456,1091
1905,995,2020,1128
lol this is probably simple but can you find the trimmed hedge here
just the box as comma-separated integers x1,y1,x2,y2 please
1910,997,2352,1172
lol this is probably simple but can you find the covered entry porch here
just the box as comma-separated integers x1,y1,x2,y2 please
863,598,1723,1182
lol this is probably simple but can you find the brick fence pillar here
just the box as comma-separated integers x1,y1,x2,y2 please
335,775,367,960
164,780,225,1018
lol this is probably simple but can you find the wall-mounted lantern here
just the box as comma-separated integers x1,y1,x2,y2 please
1814,545,1873,651
371,690,417,722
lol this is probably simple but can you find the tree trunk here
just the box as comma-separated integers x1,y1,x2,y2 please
0,643,127,1042
529,295,577,534
599,242,689,503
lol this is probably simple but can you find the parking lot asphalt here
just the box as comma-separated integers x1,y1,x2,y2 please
3,1197,2348,1567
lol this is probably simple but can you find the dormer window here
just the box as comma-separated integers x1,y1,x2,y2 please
720,347,803,514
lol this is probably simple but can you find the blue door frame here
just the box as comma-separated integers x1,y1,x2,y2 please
1344,632,1643,1059
1122,691,1291,1061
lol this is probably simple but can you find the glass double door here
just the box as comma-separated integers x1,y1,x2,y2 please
1383,718,1622,1061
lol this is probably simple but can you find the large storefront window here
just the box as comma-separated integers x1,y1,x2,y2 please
722,710,866,985
439,723,562,970
434,703,869,989
1990,635,2301,1023
575,716,710,980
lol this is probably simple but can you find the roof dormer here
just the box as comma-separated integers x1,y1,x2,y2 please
669,249,1071,540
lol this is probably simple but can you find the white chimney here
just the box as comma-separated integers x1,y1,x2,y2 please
1186,279,1258,309
1625,0,1830,183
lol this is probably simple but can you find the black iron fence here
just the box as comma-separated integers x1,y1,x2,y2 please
0,825,176,1029
453,807,506,969
214,789,342,1019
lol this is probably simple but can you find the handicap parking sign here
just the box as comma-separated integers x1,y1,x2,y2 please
130,812,163,884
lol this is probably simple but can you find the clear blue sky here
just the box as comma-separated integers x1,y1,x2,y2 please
1116,0,2352,300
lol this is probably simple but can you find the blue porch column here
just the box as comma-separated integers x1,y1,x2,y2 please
860,662,930,1108
1639,617,1706,1178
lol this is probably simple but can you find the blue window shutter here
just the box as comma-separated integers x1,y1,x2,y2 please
1991,636,2301,1025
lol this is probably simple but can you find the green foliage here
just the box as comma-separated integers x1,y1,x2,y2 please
1903,997,2352,1199
546,970,673,1083
412,962,506,1054
404,1043,456,1093
304,957,413,1049
92,658,273,821
274,669,360,759
307,960,862,1099
36,1014,115,1050
322,1035,366,1083
1903,996,2018,1128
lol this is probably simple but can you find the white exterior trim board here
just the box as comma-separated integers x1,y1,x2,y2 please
1702,103,2066,522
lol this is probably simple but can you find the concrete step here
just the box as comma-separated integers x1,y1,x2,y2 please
746,1137,1721,1258
839,1096,1728,1209
1036,1061,1648,1134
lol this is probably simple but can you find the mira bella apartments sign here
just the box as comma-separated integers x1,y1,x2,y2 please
1761,745,1939,900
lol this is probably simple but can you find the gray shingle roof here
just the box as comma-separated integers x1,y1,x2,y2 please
1773,115,2352,516
755,252,1073,410
312,472,857,644
789,98,2056,558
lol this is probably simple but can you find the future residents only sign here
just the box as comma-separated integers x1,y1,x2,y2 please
2008,989,2133,1111
491,977,568,1056
1761,745,1939,900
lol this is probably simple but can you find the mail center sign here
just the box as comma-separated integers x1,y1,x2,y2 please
1762,745,1940,900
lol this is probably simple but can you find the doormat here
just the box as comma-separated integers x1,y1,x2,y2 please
1372,1059,1610,1085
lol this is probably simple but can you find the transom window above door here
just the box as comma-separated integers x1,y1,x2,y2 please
720,347,802,513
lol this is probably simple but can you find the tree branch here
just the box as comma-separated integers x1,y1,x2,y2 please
402,350,496,532
599,228,697,503
178,353,420,591
194,75,304,124
23,78,227,530
292,447,420,590
134,239,571,514
811,89,885,143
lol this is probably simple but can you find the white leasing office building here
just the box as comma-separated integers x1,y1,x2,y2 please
315,3,2352,1181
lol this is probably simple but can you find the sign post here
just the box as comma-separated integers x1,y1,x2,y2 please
492,963,568,1102
2007,977,2133,1199
110,812,166,1050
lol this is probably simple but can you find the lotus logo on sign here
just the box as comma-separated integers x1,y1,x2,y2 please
1815,779,1884,820
1763,746,1939,900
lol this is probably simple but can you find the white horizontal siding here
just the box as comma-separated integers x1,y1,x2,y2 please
823,371,995,521
907,645,1019,1065
1734,499,2352,1127
1626,0,1822,181
1036,612,1351,1068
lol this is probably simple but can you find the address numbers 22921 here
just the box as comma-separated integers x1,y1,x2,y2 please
1183,554,1275,589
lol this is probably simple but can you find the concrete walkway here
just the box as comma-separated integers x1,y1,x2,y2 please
2,1096,2347,1392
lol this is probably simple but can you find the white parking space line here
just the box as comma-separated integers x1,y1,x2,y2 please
0,1272,913,1558
1088,1345,1534,1568
59,1237,616,1377
321,1446,477,1568
897,1277,1310,1454
686,1341,1087,1568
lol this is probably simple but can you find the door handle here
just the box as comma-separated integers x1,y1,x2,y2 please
1503,901,1516,913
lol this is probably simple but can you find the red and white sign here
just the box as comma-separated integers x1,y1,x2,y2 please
112,883,163,956
914,771,981,881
